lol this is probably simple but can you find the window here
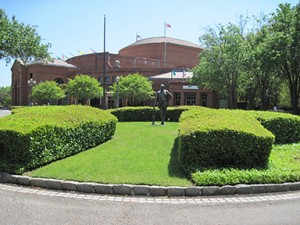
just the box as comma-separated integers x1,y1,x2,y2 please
98,77,102,83
105,76,109,82
186,93,196,105
54,78,64,84
201,93,208,107
174,92,181,106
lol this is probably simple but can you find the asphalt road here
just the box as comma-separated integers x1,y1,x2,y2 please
0,186,299,225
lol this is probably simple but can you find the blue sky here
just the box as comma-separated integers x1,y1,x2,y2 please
0,0,299,87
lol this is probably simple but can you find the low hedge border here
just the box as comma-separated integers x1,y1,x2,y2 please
109,106,193,122
0,106,117,174
178,107,275,174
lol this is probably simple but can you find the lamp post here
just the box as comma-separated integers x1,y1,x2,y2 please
115,76,120,108
27,78,36,106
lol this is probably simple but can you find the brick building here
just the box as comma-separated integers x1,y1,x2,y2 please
11,36,221,108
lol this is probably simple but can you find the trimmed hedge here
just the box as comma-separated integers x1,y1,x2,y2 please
178,107,275,174
0,106,117,174
246,111,300,144
110,106,193,122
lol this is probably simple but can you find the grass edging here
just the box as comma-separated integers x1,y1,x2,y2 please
1,172,300,196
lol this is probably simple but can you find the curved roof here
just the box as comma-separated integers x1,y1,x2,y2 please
21,58,77,68
126,37,202,49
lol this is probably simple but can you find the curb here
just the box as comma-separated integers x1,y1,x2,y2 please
1,172,300,197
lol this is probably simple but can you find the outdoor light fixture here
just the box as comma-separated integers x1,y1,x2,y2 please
115,76,120,108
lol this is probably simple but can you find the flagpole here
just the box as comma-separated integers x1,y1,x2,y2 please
102,14,107,110
164,22,166,68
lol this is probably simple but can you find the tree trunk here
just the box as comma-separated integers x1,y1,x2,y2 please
290,83,299,114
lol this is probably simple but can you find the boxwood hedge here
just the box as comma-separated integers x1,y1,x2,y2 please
110,106,193,122
178,107,275,174
245,111,300,144
0,106,117,174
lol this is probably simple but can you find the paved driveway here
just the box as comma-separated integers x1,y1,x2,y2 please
1,184,300,225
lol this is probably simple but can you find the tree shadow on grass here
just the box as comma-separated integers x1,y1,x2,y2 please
168,137,187,179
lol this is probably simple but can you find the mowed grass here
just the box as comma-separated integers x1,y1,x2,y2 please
28,122,192,186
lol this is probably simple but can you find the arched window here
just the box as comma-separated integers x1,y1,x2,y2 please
54,78,64,84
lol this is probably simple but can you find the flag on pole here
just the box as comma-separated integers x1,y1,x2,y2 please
136,34,142,41
77,50,84,55
172,70,176,76
62,54,68,60
90,48,97,54
165,23,171,28
164,22,172,37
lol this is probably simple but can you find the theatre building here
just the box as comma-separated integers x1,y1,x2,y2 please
11,36,222,108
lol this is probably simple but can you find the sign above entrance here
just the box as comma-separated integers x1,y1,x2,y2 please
183,85,200,90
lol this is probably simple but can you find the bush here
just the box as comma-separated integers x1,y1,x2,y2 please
246,111,300,144
191,167,300,186
110,106,193,122
178,107,275,174
0,105,117,174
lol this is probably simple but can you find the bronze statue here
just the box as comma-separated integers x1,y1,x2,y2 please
153,84,172,125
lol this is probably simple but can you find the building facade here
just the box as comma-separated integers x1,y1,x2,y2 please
11,36,221,108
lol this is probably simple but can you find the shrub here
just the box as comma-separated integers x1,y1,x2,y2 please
0,105,117,174
246,111,300,144
178,107,275,174
110,106,193,122
191,167,300,186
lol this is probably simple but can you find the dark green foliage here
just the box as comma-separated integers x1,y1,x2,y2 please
110,106,193,122
178,107,275,174
0,106,117,174
247,111,300,144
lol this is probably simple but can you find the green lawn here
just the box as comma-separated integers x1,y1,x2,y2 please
28,122,192,186
27,122,300,187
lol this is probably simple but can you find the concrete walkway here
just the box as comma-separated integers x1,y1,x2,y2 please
1,183,300,225
0,108,11,118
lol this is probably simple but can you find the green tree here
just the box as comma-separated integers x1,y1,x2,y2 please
66,75,103,105
0,9,51,64
32,81,65,105
244,17,283,110
193,22,247,109
110,73,154,106
269,3,300,113
0,86,11,107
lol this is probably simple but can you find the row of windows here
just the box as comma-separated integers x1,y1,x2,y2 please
98,76,119,83
174,92,208,106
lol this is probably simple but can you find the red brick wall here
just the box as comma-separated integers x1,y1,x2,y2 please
119,42,201,68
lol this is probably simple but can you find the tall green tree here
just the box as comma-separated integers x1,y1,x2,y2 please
66,75,103,105
0,86,11,106
32,81,65,105
0,9,51,64
269,3,300,113
244,17,283,110
110,73,154,106
193,22,247,108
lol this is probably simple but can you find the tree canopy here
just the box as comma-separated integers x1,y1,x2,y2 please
32,81,65,105
66,75,103,105
193,2,300,112
193,22,246,109
0,86,11,106
110,73,154,106
0,9,51,64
